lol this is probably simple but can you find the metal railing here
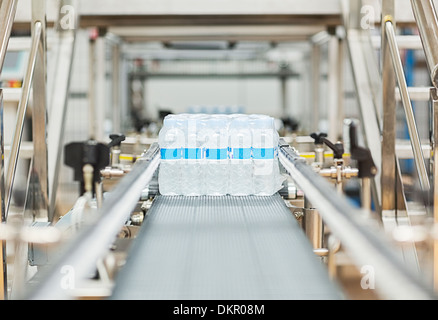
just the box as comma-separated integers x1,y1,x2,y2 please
0,0,51,222
0,89,6,300
0,0,51,300
411,0,438,88
24,144,160,300
384,19,430,195
278,141,435,300
409,0,438,291
0,0,18,73
5,21,43,218
0,0,19,301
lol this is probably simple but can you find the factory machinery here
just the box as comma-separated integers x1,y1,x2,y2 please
2,0,438,300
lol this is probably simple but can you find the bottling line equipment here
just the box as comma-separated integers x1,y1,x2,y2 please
2,0,438,301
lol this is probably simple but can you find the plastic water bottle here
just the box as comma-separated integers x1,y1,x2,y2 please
158,116,184,195
251,115,277,195
181,114,205,196
203,116,229,195
159,113,282,196
228,115,253,195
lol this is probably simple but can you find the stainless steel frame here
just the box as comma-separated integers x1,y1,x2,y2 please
342,0,382,213
0,0,18,73
411,0,438,88
407,0,438,290
47,0,77,221
5,21,42,218
30,0,49,221
385,19,430,197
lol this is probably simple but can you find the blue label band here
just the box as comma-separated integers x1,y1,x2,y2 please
206,148,228,160
184,148,202,159
230,147,252,159
161,148,181,160
163,147,276,160
252,147,275,160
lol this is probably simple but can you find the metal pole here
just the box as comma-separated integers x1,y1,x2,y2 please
381,0,397,212
327,35,339,141
385,20,431,194
336,36,345,137
112,43,121,133
303,198,323,252
95,35,106,142
0,0,18,73
361,177,371,210
0,90,7,299
342,0,382,213
31,0,49,221
24,145,160,299
48,0,77,221
5,22,42,218
410,0,438,87
88,34,97,139
431,87,438,291
278,142,435,300
280,75,288,119
311,43,320,132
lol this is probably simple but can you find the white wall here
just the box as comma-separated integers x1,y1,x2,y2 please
144,77,283,119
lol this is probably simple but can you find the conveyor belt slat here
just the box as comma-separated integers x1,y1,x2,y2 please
111,194,342,299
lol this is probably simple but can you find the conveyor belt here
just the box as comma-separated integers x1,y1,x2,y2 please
111,194,343,299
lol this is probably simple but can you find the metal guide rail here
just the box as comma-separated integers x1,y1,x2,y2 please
110,194,343,300
24,144,161,299
277,139,436,300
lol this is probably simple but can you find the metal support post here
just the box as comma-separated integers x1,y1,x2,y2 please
112,42,121,133
361,177,371,210
381,0,397,211
89,30,106,141
386,20,430,197
336,36,345,136
327,34,340,141
0,0,18,73
311,43,321,132
5,22,42,218
280,75,288,119
47,0,77,221
31,0,49,220
410,0,438,88
431,87,438,291
0,90,7,299
95,35,106,142
88,31,97,139
303,198,324,254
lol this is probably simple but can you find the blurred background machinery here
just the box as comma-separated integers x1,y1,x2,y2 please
1,0,438,300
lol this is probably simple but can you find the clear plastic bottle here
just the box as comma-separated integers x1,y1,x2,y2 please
181,114,205,196
203,116,229,195
251,115,277,195
158,116,184,195
228,115,253,195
